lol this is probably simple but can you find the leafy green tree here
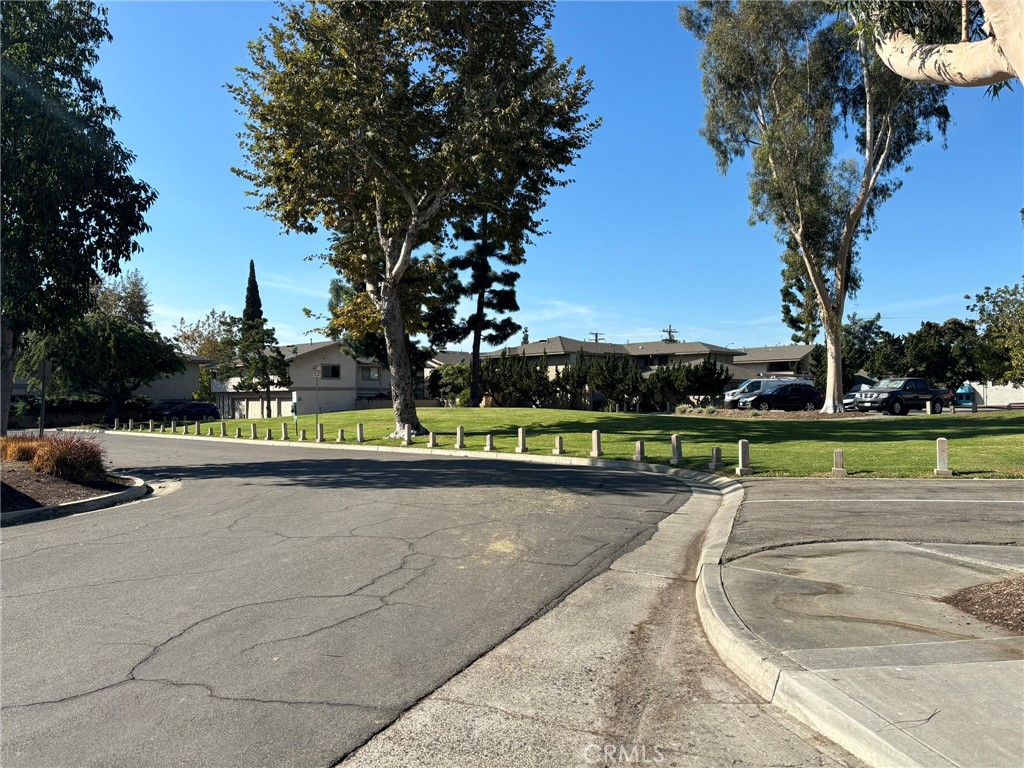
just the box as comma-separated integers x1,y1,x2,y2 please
809,313,887,391
230,1,597,437
1,0,157,433
172,309,240,402
968,278,1024,385
681,356,734,407
589,355,643,412
434,363,471,405
551,354,595,410
903,318,982,389
867,330,907,378
837,0,1021,91
681,1,949,411
481,351,550,408
230,261,291,418
18,272,182,422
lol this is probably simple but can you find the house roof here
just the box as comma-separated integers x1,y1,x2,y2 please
276,341,341,362
622,341,736,357
733,344,814,363
428,350,472,367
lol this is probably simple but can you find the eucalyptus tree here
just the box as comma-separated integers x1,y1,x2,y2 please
0,0,157,433
841,0,1021,89
681,1,950,411
231,1,597,437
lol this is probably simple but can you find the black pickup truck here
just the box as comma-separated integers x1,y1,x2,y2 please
854,378,951,415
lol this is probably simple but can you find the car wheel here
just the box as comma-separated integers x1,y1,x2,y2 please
932,399,943,414
888,399,905,416
803,401,816,411
757,400,771,412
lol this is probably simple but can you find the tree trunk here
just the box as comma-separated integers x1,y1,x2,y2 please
1,323,19,436
468,289,485,408
821,315,845,414
379,282,426,437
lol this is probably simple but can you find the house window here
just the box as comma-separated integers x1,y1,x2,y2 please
360,367,380,381
322,364,341,379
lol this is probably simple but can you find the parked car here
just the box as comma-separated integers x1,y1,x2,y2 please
738,383,824,412
724,377,814,408
153,401,220,421
843,386,870,412
854,378,950,415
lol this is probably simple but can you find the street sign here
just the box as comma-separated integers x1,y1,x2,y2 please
312,365,321,379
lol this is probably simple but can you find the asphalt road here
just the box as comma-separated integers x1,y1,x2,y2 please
1,434,690,768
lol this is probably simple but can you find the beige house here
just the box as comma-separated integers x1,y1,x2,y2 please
214,341,390,419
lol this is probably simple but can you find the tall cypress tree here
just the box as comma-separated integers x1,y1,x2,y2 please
234,261,291,418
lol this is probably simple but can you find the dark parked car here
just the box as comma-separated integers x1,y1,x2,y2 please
854,378,950,415
153,402,220,421
738,383,824,412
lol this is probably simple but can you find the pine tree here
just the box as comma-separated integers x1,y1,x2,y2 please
234,261,291,418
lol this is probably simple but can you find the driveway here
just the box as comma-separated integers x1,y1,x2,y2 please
1,435,690,768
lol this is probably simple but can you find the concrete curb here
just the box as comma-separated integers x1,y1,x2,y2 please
0,475,148,526
691,481,959,768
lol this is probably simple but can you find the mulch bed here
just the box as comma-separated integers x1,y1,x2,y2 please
941,574,1024,634
0,461,133,512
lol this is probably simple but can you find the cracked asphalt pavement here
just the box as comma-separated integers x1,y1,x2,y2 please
1,434,690,768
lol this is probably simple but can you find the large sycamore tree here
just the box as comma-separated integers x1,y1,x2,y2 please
681,1,950,411
0,0,156,434
231,1,597,436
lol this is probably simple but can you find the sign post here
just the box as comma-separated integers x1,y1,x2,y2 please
312,365,321,432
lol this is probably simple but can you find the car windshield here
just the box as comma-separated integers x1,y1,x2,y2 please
760,383,784,394
875,379,905,389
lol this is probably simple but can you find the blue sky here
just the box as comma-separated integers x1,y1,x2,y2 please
94,1,1023,351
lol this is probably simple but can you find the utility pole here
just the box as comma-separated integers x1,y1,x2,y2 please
661,324,679,343
589,332,605,344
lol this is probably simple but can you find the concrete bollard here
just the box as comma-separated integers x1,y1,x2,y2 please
591,429,602,458
971,400,978,414
484,434,494,452
455,426,465,450
171,420,177,433
250,423,257,440
736,439,752,476
552,436,564,456
428,432,437,448
708,447,723,471
356,423,365,443
207,427,213,437
282,423,289,440
832,449,848,477
316,423,324,443
403,424,412,446
114,418,120,430
337,428,344,442
935,437,953,477
160,424,166,433
195,421,201,436
634,440,645,462
265,427,273,440
235,427,242,439
183,423,189,435
149,419,154,432
128,419,134,431
220,422,226,437
670,434,682,466
516,427,528,454
299,429,307,441
926,400,933,415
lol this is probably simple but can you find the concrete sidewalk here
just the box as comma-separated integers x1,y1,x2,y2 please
698,480,1024,768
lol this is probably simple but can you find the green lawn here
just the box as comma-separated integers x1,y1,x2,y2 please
140,407,1024,479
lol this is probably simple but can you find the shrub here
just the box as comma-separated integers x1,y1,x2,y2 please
1,436,44,462
704,406,718,415
675,404,693,415
31,434,105,481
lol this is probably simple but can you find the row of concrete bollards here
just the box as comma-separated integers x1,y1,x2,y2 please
118,421,957,476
